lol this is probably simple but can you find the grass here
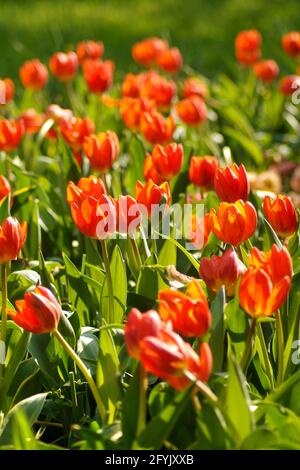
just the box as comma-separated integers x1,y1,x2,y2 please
0,0,299,80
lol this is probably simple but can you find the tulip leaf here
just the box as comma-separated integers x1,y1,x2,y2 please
210,287,225,372
158,240,177,290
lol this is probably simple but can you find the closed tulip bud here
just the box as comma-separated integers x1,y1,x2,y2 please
263,194,298,238
209,200,257,246
115,195,141,234
0,216,27,264
7,286,61,334
176,96,207,126
235,30,261,66
19,59,48,90
83,59,114,94
0,78,15,104
282,32,300,57
60,116,95,153
200,248,246,296
214,163,250,202
144,143,183,184
132,37,168,67
236,48,261,66
140,110,175,144
279,75,300,96
0,118,24,151
0,176,12,205
76,40,104,63
183,77,209,100
83,131,119,172
159,279,211,337
49,52,78,81
136,179,171,217
253,60,279,83
157,47,183,73
189,155,219,190
19,109,45,135
125,308,162,359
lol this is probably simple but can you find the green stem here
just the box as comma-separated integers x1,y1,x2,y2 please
130,237,142,269
136,365,147,436
0,263,8,387
240,318,257,372
256,322,274,390
275,311,284,386
100,239,114,323
53,329,106,422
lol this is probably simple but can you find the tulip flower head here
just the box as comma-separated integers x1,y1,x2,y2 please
253,60,279,83
60,116,95,153
279,75,300,96
183,77,209,100
0,118,24,152
176,96,207,126
263,194,298,238
157,47,183,73
189,155,219,190
214,163,250,202
0,216,27,264
76,40,104,63
83,131,119,172
136,179,171,217
235,30,261,66
49,51,78,81
140,110,175,144
282,32,300,57
125,308,162,359
144,143,183,183
83,59,114,94
115,195,141,234
132,37,168,67
19,59,48,90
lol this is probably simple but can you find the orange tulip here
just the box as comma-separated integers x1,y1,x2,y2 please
249,244,292,284
83,131,119,172
187,213,211,250
183,77,209,100
144,143,183,183
115,195,141,234
253,60,279,83
49,52,78,81
7,286,61,334
279,75,300,96
125,308,162,359
200,248,246,296
19,59,48,90
189,156,219,190
263,194,298,238
120,97,155,130
132,37,168,67
0,119,24,152
0,217,27,264
209,200,257,245
157,47,183,73
67,176,107,203
140,110,175,144
176,96,207,126
19,109,45,135
76,40,104,63
136,179,171,216
0,78,15,104
235,30,261,66
60,116,95,153
239,267,291,318
0,176,12,205
122,71,176,108
83,59,114,93
159,279,211,337
214,163,250,202
282,32,300,57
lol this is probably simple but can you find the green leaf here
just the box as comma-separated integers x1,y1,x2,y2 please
0,195,10,223
137,254,159,300
158,240,177,290
223,127,263,165
210,287,225,372
226,296,248,361
122,364,141,448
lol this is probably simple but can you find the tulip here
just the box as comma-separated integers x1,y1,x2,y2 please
136,179,171,216
19,109,45,135
200,248,246,296
159,279,211,337
214,163,250,202
120,97,154,130
235,30,261,66
140,71,176,108
183,77,209,100
132,37,168,67
49,51,78,81
282,32,300,57
157,47,183,73
125,308,162,359
67,176,107,203
144,143,183,184
60,116,95,153
115,195,141,234
7,286,61,334
144,153,164,184
83,131,119,172
0,78,15,104
279,75,300,96
0,176,12,205
209,200,257,245
187,213,211,250
253,60,279,83
0,119,24,152
263,194,298,238
189,155,219,190
83,59,114,93
76,40,104,63
121,73,142,98
140,110,175,144
176,96,207,126
249,244,292,283
19,59,48,90
0,217,27,264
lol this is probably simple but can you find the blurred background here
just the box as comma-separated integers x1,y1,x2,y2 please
1,0,299,78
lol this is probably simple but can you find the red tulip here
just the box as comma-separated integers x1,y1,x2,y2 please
0,119,24,152
159,280,211,337
235,30,261,66
214,163,250,202
282,32,300,57
263,194,298,238
83,131,119,172
144,143,183,183
120,97,155,130
183,78,209,100
253,60,279,83
157,47,183,73
176,96,207,126
49,52,78,81
19,109,45,135
0,176,12,205
136,179,171,216
125,308,162,359
209,200,257,246
19,59,48,90
140,110,175,144
7,286,61,334
279,75,300,96
60,116,95,153
0,216,27,264
200,248,246,296
76,40,104,63
189,156,219,190
83,59,114,93
132,37,168,67
115,195,141,234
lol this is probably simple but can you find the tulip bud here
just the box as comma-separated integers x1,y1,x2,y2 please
0,216,27,264
214,163,250,202
263,194,298,238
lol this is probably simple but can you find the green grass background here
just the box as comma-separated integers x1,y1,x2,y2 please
0,0,299,79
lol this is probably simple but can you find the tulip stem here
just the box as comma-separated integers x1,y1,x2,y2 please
130,236,142,269
240,318,257,372
0,263,7,387
53,329,106,422
136,365,147,437
256,322,275,390
275,310,284,386
100,239,114,324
